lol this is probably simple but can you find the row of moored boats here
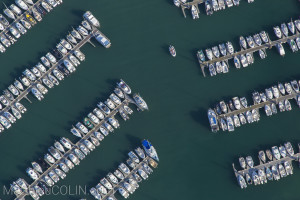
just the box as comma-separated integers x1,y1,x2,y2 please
236,142,295,189
70,79,148,139
174,0,254,19
208,79,300,132
89,140,158,200
10,80,148,199
198,18,300,77
0,11,105,132
0,0,63,53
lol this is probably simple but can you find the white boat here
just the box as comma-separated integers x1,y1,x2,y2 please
10,4,22,16
94,31,111,48
10,27,21,39
46,52,57,64
31,87,44,101
15,0,28,10
60,137,72,149
83,11,100,27
173,0,180,7
271,146,281,160
77,25,89,36
93,108,104,119
66,34,77,45
281,23,289,37
82,20,92,30
142,139,159,161
73,49,85,61
237,174,247,189
246,36,255,48
287,21,295,34
191,5,199,19
60,39,72,50
233,56,241,69
239,36,247,49
54,141,65,153
273,26,282,38
4,8,16,20
276,43,285,56
71,29,82,40
26,167,39,180
63,59,76,73
133,93,148,110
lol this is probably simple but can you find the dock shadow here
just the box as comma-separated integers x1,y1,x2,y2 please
190,107,210,130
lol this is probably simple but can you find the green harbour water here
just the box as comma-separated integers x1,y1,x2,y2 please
1,0,300,199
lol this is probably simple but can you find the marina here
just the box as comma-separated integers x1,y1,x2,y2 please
10,80,149,200
197,18,300,77
174,0,254,19
208,79,300,132
88,140,158,200
0,0,63,53
0,11,111,133
232,142,299,189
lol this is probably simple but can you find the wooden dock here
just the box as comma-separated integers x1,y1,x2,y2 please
199,30,300,77
217,91,299,120
14,98,132,200
0,27,108,130
1,0,62,49
233,144,300,177
100,156,152,200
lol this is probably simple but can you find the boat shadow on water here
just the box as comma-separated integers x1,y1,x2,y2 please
189,107,211,130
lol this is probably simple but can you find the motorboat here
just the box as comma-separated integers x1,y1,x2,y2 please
9,26,21,39
48,74,59,86
42,77,54,89
83,11,100,27
32,8,42,22
8,85,19,96
226,116,234,131
83,139,95,151
271,86,280,98
169,45,176,57
239,36,247,49
239,113,247,125
77,25,89,36
215,62,222,73
246,36,255,48
239,54,248,67
71,29,82,40
93,108,105,119
46,52,57,64
218,43,227,56
117,79,131,94
207,108,218,132
273,26,283,38
94,131,104,141
135,147,146,159
133,93,148,110
100,178,113,190
142,139,159,161
98,102,110,115
73,148,85,160
271,146,281,160
76,122,88,134
219,101,227,113
68,153,80,165
258,150,266,163
114,169,125,180
41,1,52,13
46,0,57,7
104,122,114,132
246,156,254,168
288,21,296,34
284,142,294,156
73,49,85,61
48,146,61,160
264,104,272,116
54,168,66,179
60,39,72,50
60,137,72,149
79,144,90,155
4,8,16,20
26,167,39,180
284,82,293,94
63,158,74,169
205,48,213,60
10,4,22,16
31,87,44,101
90,135,100,146
278,164,287,178
281,23,289,37
15,102,26,113
208,64,216,76
226,41,234,54
232,97,241,110
66,33,77,45
279,145,287,158
44,153,55,164
285,99,292,111
15,0,29,10
87,113,99,124
68,54,80,66
295,19,300,32
212,46,220,58
96,183,108,195
291,80,299,92
52,68,64,80
56,43,68,55
239,157,246,169
63,59,76,73
287,39,298,52
54,141,65,153
253,34,262,46
233,56,241,69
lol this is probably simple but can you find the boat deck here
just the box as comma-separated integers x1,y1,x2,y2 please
199,30,300,77
14,98,132,200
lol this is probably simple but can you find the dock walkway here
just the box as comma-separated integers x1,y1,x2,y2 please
233,145,300,177
199,30,300,77
101,156,151,200
1,28,101,119
15,98,131,200
217,91,299,120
